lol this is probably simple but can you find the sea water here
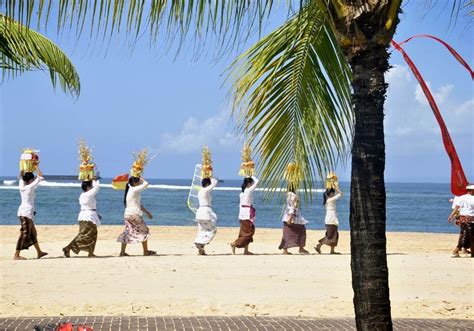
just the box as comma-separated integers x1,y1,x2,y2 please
0,178,457,233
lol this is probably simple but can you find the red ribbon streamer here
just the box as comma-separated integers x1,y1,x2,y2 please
397,34,474,79
391,39,469,196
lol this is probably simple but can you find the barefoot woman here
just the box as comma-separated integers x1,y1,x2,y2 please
315,187,343,255
63,179,101,258
117,176,155,256
231,176,259,255
278,162,309,255
15,165,48,260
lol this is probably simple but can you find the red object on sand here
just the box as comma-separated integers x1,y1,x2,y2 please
391,38,470,196
112,173,129,190
55,323,73,331
77,326,94,331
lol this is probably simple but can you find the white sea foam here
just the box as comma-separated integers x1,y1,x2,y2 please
0,181,325,193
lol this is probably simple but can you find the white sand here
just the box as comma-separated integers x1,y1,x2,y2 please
0,225,472,319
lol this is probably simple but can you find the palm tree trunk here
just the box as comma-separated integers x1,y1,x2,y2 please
349,43,392,331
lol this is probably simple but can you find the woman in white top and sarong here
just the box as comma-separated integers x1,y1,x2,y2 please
278,188,310,254
448,184,474,258
231,176,259,255
315,187,343,254
117,177,156,256
15,166,48,260
63,179,101,258
194,177,218,255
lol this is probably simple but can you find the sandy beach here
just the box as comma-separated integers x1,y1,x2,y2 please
0,225,472,319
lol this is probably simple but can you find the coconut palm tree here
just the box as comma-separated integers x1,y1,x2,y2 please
2,1,470,330
0,13,80,96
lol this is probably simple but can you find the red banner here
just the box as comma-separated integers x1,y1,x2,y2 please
391,38,470,196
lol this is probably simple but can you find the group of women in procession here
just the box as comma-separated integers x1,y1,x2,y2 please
13,144,473,260
14,165,344,260
13,144,346,260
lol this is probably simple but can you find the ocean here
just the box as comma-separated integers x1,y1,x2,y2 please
0,178,458,234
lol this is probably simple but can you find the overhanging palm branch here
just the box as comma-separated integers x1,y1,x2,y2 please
0,14,80,96
229,3,352,196
2,0,274,57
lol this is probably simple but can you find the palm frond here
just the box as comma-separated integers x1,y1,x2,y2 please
2,0,274,57
229,3,352,199
0,14,81,97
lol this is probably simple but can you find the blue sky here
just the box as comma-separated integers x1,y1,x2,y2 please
1,2,472,182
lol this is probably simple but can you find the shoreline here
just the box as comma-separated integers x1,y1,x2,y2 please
1,226,472,319
0,224,460,235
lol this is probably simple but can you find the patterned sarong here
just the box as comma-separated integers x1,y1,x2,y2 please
68,221,98,254
194,219,217,245
16,216,38,251
457,216,473,251
117,215,150,244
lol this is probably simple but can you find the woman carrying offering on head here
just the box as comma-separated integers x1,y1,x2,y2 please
63,139,101,258
315,184,343,255
15,149,48,260
278,162,309,255
117,149,156,256
316,173,342,255
194,146,218,256
231,145,258,255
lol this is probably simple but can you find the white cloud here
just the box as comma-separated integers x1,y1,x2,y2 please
454,98,474,115
415,82,454,106
386,64,412,86
384,64,472,156
159,112,239,154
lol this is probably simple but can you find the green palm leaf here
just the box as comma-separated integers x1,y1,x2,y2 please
229,3,352,198
0,14,80,96
2,1,274,57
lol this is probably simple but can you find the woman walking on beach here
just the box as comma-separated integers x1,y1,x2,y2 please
278,187,310,254
117,176,156,256
231,176,259,255
63,179,100,258
315,187,343,255
194,177,218,255
448,184,474,258
15,165,48,260
117,149,155,256
194,146,218,256
278,163,309,255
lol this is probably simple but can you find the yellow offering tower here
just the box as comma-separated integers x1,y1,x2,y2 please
19,148,39,175
201,146,213,178
130,148,150,177
238,144,255,178
78,139,96,181
325,172,339,190
284,162,302,192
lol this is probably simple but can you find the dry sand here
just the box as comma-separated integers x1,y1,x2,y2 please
0,225,472,319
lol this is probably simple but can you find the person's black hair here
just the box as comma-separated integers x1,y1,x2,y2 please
241,177,254,192
288,184,296,194
202,177,211,188
81,181,93,192
22,172,35,183
124,176,140,206
323,188,335,205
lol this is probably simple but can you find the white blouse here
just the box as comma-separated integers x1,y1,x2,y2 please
124,180,149,217
78,180,101,225
198,178,218,207
239,176,259,220
282,191,308,225
324,193,342,225
17,176,44,219
455,194,474,217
